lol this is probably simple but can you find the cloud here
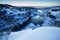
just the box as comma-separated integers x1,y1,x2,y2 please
0,1,60,6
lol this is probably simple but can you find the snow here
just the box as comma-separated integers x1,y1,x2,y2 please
0,4,60,40
42,17,54,26
9,27,60,40
0,4,60,30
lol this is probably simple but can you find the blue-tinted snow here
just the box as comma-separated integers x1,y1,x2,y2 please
0,4,60,40
0,4,60,30
9,27,60,40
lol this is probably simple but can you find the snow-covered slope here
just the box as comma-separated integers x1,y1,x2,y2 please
9,27,60,40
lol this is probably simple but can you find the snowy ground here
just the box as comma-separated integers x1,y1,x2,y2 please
9,27,60,40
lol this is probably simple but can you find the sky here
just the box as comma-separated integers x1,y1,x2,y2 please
0,0,60,6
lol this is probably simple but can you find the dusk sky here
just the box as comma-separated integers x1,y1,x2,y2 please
0,0,60,6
